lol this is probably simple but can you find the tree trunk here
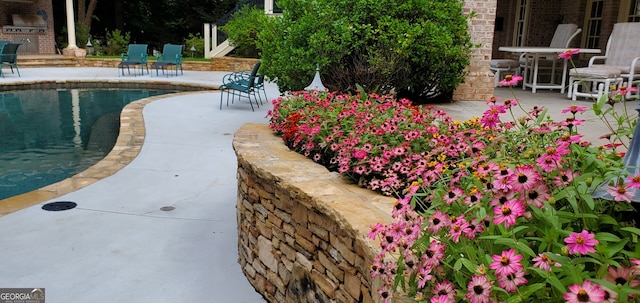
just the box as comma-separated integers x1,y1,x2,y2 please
77,0,98,29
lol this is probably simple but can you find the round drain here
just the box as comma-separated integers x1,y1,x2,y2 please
160,206,175,211
42,201,77,211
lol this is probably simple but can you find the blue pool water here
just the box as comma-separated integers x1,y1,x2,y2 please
0,88,174,200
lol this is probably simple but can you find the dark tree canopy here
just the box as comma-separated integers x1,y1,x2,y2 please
53,0,238,50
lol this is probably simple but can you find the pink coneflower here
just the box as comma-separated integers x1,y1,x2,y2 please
606,183,633,202
498,75,523,86
564,230,599,255
600,285,618,303
523,183,551,208
532,253,561,272
497,269,528,292
493,199,525,229
553,168,578,187
443,187,464,205
465,275,492,303
368,222,384,240
465,218,485,240
430,294,455,303
449,216,471,243
605,265,633,286
612,85,639,96
563,280,606,303
561,105,589,115
432,280,457,301
490,248,524,277
512,165,540,192
627,174,640,189
558,49,580,60
631,258,640,275
536,153,562,173
428,210,449,233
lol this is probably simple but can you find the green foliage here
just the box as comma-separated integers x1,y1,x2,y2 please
98,29,131,56
220,6,269,58
257,0,473,100
183,33,205,58
58,23,90,49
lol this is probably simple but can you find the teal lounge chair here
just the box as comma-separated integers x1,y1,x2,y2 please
118,44,148,76
151,44,183,77
0,43,21,78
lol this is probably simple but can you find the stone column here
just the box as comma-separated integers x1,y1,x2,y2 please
453,0,497,102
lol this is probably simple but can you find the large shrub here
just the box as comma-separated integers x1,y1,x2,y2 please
220,5,269,58
256,0,472,101
268,78,640,301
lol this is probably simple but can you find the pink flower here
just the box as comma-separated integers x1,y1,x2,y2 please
465,275,491,303
558,49,580,60
497,269,527,292
605,183,633,202
627,174,640,189
604,265,633,286
532,253,561,272
432,280,456,301
561,105,588,114
564,230,599,255
490,248,524,277
492,200,525,229
498,75,523,86
612,85,639,96
563,280,606,303
430,295,455,303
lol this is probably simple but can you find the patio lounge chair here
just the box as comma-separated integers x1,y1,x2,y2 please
0,43,21,78
520,23,582,85
151,44,183,77
568,22,640,100
219,61,262,111
118,44,148,76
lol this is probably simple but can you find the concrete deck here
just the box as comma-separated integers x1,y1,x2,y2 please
0,67,636,302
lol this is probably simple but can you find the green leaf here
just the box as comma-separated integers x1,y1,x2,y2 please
494,238,536,258
595,232,622,242
621,227,640,236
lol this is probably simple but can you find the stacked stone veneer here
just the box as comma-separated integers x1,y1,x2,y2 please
233,124,396,303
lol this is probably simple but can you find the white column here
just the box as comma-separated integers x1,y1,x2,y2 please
71,89,82,148
66,0,77,48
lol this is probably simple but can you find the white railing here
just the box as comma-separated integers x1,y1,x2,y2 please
204,0,279,58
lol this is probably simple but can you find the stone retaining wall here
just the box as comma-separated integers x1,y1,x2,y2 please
233,124,396,303
17,56,259,72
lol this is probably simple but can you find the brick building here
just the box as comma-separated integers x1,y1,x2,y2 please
0,0,56,55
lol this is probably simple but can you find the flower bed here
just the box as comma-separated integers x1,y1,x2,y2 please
268,87,640,302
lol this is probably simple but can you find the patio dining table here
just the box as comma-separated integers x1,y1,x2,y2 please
498,46,601,93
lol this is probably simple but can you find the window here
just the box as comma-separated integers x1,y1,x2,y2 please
619,0,640,21
512,0,530,46
582,0,604,49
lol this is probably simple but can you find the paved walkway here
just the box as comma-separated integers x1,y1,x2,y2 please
0,67,635,302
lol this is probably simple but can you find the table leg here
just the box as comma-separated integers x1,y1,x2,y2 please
532,54,539,93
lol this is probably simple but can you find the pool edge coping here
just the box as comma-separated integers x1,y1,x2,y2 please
0,80,217,216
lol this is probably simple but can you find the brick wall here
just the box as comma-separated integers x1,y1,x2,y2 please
0,0,56,55
453,0,497,102
233,124,396,303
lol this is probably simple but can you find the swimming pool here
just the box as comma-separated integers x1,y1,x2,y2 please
0,88,174,200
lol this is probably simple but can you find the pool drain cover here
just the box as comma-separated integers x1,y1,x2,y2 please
42,201,77,211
